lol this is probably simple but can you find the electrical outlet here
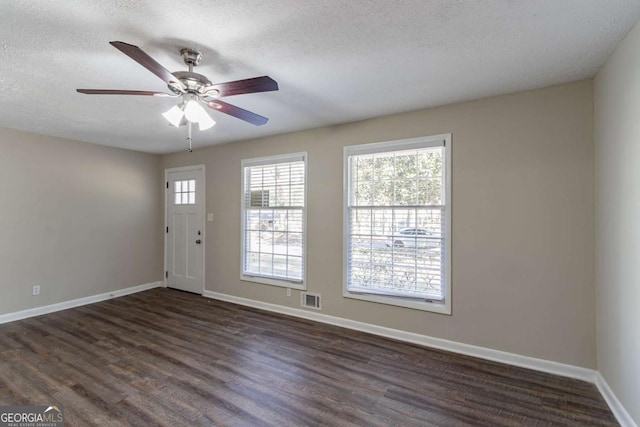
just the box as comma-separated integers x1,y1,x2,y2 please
32,285,40,296
286,288,291,297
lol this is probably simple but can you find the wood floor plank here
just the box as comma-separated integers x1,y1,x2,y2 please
0,288,618,426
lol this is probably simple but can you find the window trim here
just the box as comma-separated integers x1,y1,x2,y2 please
342,134,452,314
240,152,308,290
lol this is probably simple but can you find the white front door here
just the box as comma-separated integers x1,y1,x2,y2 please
165,166,205,294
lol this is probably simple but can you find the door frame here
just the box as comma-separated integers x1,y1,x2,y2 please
164,164,206,293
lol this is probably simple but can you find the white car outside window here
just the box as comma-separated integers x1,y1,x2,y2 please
387,228,440,248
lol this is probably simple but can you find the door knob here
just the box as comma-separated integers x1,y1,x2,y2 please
195,239,202,244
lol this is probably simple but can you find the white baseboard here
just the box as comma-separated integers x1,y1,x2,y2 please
0,281,163,325
595,372,638,427
202,290,596,383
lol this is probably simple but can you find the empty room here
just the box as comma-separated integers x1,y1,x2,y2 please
1,1,639,426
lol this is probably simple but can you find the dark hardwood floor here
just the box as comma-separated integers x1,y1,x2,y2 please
0,288,617,426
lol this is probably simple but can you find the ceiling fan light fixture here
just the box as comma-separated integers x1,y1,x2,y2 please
198,113,216,131
162,104,184,127
183,99,208,123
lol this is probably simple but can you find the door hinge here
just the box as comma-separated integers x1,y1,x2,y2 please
165,271,168,278
166,226,169,233
166,181,169,189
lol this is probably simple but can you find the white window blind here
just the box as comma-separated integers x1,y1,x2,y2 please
345,137,449,304
242,153,306,286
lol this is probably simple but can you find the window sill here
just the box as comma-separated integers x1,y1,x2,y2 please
241,274,306,290
343,291,451,315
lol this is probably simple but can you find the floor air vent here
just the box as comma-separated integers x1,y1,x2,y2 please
301,292,321,310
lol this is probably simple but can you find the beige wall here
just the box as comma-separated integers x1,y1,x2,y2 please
0,128,163,315
595,20,640,425
163,80,595,368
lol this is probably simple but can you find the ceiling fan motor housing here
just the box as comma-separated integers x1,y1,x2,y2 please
172,71,211,92
168,48,220,98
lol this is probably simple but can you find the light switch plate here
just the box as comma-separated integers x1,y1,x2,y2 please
207,213,214,222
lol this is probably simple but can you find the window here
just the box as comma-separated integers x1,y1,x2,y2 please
344,135,451,314
174,179,195,205
241,152,306,288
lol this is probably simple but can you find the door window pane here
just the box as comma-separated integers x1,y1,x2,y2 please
174,179,196,205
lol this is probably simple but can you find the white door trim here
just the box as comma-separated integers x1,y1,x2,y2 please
164,164,206,294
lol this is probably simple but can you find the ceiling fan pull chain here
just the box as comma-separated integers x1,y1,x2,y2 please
187,121,193,152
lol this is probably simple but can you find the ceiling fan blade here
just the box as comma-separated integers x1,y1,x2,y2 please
206,99,269,126
208,76,278,97
109,41,186,91
76,89,175,97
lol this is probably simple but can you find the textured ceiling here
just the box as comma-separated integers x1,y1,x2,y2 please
1,1,639,154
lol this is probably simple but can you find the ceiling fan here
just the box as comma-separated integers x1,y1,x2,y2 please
77,41,278,149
